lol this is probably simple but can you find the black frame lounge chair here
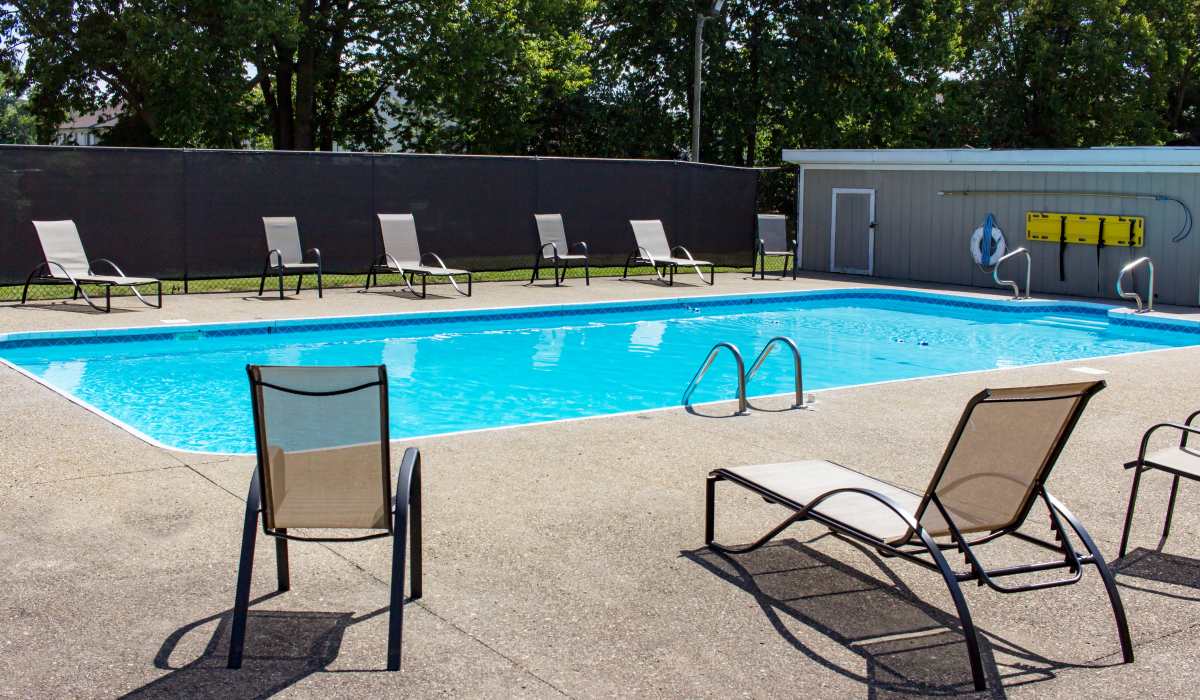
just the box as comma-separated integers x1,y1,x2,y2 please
259,217,323,299
530,214,589,286
365,214,472,298
1119,410,1200,557
230,365,422,671
22,220,162,313
622,219,715,286
705,381,1131,691
755,214,796,280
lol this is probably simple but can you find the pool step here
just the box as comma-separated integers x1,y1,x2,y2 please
1030,316,1110,332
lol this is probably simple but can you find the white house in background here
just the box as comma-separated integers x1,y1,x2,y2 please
54,105,121,146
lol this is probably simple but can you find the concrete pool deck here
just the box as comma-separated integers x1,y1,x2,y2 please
3,273,1200,697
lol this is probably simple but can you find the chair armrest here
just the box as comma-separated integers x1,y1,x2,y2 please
266,249,284,268
1135,422,1200,463
420,252,451,271
635,246,656,265
801,486,921,536
540,242,560,259
571,241,589,256
89,257,127,277
394,447,420,510
671,245,696,262
306,248,322,266
35,260,77,282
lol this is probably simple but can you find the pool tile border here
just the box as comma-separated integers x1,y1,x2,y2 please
1,287,1198,351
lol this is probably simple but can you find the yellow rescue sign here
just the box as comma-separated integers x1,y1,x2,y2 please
1026,212,1144,247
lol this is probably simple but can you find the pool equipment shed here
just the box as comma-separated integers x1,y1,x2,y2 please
782,148,1200,306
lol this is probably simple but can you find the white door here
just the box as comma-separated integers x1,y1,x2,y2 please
830,188,876,275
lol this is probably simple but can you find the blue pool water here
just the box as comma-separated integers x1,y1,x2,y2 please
2,289,1197,453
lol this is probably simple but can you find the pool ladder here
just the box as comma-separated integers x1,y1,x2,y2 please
993,247,1031,300
682,337,806,414
1116,256,1154,313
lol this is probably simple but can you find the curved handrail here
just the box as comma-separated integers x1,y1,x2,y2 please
992,247,1031,300
745,336,804,408
682,342,747,414
1116,256,1154,313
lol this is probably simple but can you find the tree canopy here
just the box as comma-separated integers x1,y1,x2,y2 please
0,0,1196,159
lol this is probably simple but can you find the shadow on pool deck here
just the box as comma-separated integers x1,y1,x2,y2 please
123,595,394,699
1115,548,1200,602
682,537,1122,698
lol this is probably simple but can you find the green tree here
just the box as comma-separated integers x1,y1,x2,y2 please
0,75,36,144
388,0,595,154
946,0,1171,147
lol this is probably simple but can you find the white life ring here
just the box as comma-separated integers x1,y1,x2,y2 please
970,224,1006,266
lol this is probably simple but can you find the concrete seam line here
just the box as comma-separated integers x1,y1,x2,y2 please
17,463,187,489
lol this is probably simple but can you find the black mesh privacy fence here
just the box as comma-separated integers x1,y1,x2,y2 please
1,146,762,297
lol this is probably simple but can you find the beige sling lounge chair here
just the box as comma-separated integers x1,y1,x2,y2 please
623,219,714,286
259,217,323,299
230,365,422,671
754,214,796,280
365,214,472,297
704,381,1131,691
22,220,162,312
530,214,589,286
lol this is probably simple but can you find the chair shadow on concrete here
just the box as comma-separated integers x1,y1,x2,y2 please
122,594,389,699
684,536,1098,698
1115,547,1200,602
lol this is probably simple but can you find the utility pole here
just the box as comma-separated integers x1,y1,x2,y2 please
691,0,725,163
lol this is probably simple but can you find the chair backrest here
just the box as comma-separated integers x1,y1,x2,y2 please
262,217,304,265
534,214,568,258
757,214,789,251
630,219,672,259
247,365,392,533
32,220,90,278
912,381,1105,539
377,214,423,265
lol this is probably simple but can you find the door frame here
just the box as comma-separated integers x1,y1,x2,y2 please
829,187,876,275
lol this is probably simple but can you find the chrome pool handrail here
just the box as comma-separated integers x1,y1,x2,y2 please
745,336,804,408
682,342,748,414
1116,257,1154,313
993,247,1031,300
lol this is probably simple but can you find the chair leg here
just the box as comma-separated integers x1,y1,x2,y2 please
922,535,987,691
554,259,563,287
258,260,270,296
705,475,718,544
622,253,634,280
1161,474,1182,546
1050,496,1135,665
584,260,590,286
316,264,323,299
1119,467,1145,558
275,529,290,591
529,255,541,285
228,474,262,669
277,269,285,300
467,274,472,297
388,449,422,671
296,274,304,295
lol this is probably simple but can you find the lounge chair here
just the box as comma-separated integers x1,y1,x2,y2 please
623,219,714,286
365,214,472,297
1118,410,1200,557
530,214,589,286
704,381,1131,691
22,220,162,313
259,217,323,299
755,214,796,280
230,365,422,671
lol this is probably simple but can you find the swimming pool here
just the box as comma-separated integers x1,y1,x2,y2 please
2,289,1197,453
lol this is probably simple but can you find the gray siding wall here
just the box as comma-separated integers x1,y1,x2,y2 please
799,168,1200,306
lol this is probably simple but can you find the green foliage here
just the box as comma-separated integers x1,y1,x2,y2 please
0,74,36,144
2,0,1197,157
